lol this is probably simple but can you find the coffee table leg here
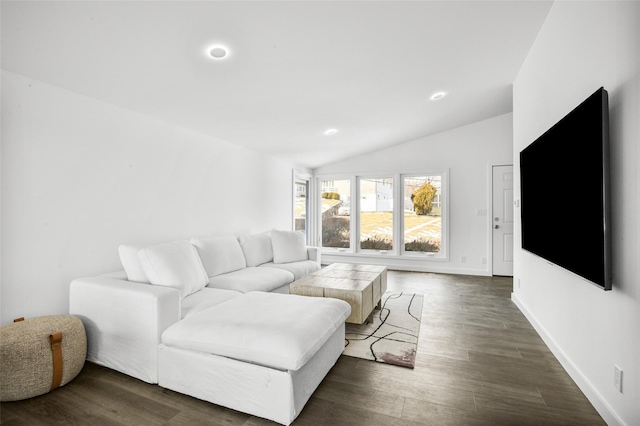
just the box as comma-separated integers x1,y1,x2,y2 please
366,310,375,324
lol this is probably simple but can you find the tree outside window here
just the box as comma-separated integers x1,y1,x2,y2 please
403,176,441,253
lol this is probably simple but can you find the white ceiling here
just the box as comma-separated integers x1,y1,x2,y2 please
1,1,552,169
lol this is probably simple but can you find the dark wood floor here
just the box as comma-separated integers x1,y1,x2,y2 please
1,271,605,425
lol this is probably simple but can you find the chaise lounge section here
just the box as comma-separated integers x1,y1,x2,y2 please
69,230,350,425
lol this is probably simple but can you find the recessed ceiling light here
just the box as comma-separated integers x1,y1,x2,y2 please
207,45,229,60
430,92,446,101
324,128,338,136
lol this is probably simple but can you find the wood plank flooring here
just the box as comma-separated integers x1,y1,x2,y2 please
0,271,605,425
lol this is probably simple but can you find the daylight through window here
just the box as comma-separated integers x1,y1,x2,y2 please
403,175,442,254
360,177,394,251
318,171,447,259
321,179,351,248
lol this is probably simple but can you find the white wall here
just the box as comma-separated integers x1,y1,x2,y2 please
512,2,639,425
315,112,513,275
1,71,295,326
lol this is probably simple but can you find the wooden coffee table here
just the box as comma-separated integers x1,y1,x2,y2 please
290,263,387,324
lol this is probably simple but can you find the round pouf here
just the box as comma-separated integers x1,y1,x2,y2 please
0,315,86,401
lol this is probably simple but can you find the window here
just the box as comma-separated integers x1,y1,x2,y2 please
359,177,393,251
294,174,310,238
318,170,447,259
403,175,442,254
321,179,350,249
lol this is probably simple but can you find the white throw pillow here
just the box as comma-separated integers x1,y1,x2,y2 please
138,240,209,298
190,235,247,278
118,244,150,283
237,232,274,267
271,230,307,264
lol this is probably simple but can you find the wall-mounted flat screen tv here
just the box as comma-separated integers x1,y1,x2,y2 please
520,87,611,290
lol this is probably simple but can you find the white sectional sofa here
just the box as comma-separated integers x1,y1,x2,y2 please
69,230,350,425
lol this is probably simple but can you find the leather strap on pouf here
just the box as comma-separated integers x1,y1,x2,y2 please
49,332,63,391
13,318,24,323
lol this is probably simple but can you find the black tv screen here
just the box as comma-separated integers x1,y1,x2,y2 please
520,87,611,290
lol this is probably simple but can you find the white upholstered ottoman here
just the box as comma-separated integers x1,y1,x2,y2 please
158,291,350,425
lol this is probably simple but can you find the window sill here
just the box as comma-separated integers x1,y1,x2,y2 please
321,249,448,262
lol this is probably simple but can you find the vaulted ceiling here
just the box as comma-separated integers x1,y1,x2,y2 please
1,1,552,168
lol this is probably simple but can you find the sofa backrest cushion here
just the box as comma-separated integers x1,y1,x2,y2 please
237,232,274,267
138,240,209,298
190,235,247,278
271,230,308,264
118,244,151,283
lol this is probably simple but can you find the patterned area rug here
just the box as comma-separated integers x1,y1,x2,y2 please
343,292,423,368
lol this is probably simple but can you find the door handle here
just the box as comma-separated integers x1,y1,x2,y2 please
494,225,500,229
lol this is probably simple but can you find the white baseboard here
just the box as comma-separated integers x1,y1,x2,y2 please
321,254,491,276
511,293,624,426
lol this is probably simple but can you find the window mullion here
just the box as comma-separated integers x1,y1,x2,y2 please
393,173,401,256
352,176,359,253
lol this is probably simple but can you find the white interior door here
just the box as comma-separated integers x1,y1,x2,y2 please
492,165,514,276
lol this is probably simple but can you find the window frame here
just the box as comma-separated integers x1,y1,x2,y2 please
315,169,449,261
317,175,356,252
293,170,312,242
400,171,449,260
357,174,395,255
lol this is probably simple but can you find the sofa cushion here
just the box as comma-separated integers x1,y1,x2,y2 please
118,245,150,283
271,230,307,264
191,235,247,278
207,267,294,293
161,291,351,371
138,240,209,298
181,288,242,319
260,260,321,281
237,232,273,267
